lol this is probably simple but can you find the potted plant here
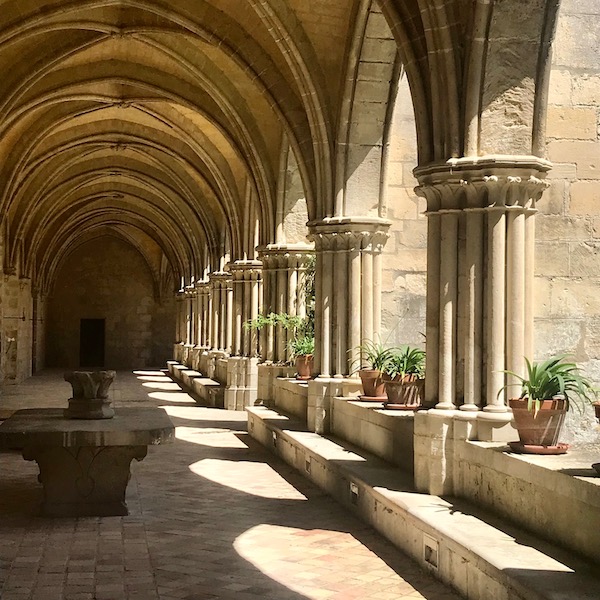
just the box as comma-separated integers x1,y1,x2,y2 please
383,346,425,410
244,312,314,379
290,335,315,380
501,356,597,454
354,339,396,399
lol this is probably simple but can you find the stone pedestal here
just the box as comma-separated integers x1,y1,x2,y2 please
0,407,174,517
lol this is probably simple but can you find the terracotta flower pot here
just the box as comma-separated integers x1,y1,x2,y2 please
359,369,387,398
295,355,314,380
509,398,567,447
593,402,600,423
384,376,424,409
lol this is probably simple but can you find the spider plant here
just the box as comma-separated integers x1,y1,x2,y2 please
502,356,597,416
289,335,315,358
386,346,425,380
353,338,397,373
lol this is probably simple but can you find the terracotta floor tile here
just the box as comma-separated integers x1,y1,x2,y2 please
0,369,463,600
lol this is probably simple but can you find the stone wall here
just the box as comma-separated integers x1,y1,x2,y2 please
1,276,33,384
381,74,427,348
46,236,175,369
376,3,600,441
539,0,600,438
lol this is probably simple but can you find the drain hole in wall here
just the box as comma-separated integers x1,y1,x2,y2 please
423,534,439,569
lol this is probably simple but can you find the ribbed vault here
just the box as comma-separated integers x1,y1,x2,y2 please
0,0,357,293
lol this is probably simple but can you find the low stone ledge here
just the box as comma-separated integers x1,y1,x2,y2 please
168,362,224,409
247,405,600,600
331,398,415,473
456,440,600,564
274,378,309,422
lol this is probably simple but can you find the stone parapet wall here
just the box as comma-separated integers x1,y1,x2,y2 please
537,0,600,438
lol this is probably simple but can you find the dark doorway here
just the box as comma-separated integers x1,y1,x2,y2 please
79,319,105,367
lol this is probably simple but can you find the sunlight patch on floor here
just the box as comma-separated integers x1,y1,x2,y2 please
190,459,307,500
161,405,206,419
149,391,194,403
234,524,354,599
176,426,248,447
142,381,182,391
133,370,168,377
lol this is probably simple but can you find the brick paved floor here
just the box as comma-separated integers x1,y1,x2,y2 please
0,370,462,600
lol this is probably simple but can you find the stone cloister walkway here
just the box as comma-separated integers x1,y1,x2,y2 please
0,370,462,600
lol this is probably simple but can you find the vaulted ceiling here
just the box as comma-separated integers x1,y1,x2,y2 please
0,0,357,292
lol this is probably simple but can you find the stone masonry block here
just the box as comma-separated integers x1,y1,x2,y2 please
534,318,585,360
573,73,600,106
569,241,600,277
534,242,570,277
548,68,572,105
570,181,600,214
546,106,596,139
548,141,600,178
537,215,591,241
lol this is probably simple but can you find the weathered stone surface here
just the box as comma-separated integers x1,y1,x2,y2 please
0,407,175,517
537,215,591,241
570,181,600,214
0,407,175,449
534,242,570,277
64,370,117,419
546,106,596,139
548,69,572,105
533,318,585,358
569,242,600,276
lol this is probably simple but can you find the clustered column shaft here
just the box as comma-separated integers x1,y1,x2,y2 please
415,158,550,411
309,219,390,378
258,245,314,363
209,272,233,353
194,281,211,348
228,261,262,357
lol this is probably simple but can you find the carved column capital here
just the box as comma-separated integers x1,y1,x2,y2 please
257,244,314,271
415,155,551,212
308,220,391,253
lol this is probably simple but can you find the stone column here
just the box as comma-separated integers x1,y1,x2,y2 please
308,218,390,379
182,285,196,366
414,157,550,414
174,292,186,362
257,244,314,364
228,260,262,358
200,281,211,349
224,260,263,410
209,272,231,353
256,244,314,406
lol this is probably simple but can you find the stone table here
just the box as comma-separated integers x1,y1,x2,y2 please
0,407,175,517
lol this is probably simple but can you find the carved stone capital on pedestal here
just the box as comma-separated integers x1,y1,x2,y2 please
64,370,117,419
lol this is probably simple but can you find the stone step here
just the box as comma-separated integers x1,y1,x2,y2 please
247,405,600,600
167,361,224,408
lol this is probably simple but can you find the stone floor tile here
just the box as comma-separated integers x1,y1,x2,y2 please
0,369,463,600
